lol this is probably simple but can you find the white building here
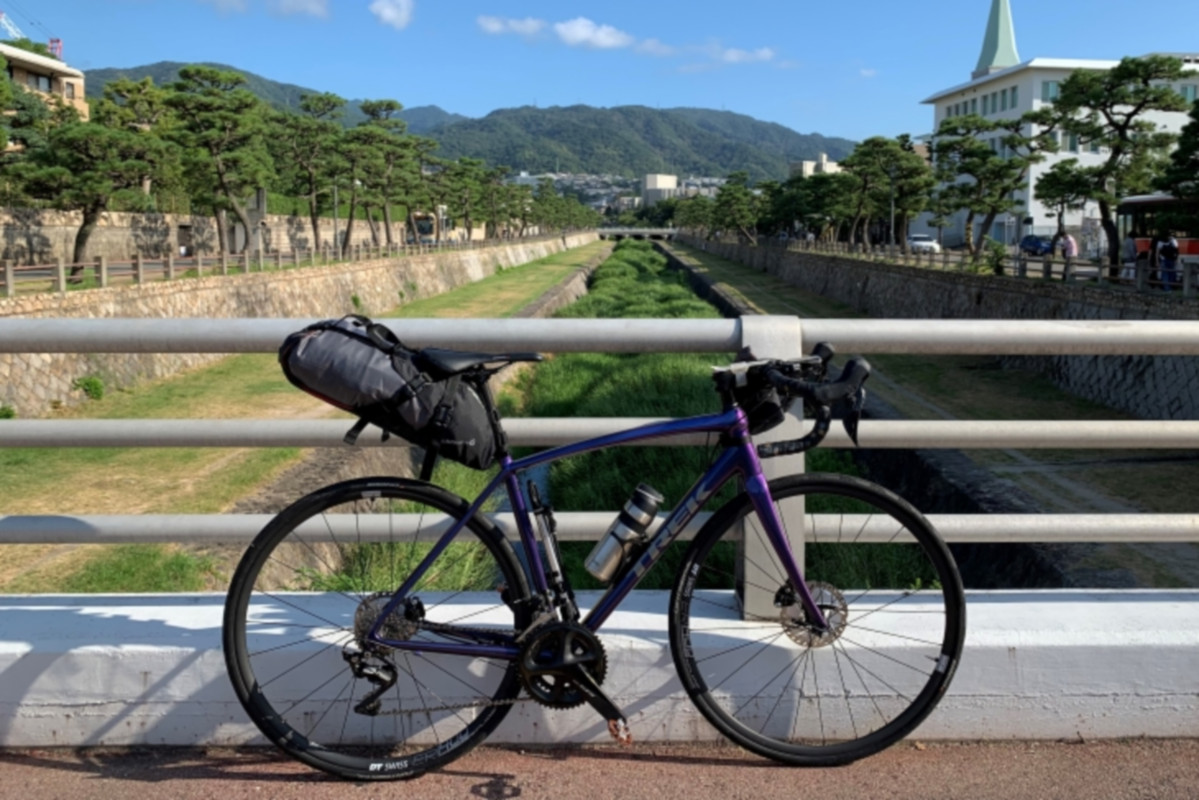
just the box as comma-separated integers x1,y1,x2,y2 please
642,174,679,208
790,153,842,179
916,0,1198,251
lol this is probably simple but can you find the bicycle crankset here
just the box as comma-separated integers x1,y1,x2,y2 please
518,621,632,745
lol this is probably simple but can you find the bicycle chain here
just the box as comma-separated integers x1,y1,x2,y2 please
371,622,535,717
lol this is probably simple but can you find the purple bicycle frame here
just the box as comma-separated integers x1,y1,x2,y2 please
369,405,829,657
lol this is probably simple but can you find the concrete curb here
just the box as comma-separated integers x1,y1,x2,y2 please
0,591,1196,747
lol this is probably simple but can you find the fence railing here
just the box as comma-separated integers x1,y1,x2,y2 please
2,317,1199,551
0,231,589,299
744,237,1199,298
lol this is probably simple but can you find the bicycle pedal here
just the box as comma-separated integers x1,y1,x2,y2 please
607,718,633,746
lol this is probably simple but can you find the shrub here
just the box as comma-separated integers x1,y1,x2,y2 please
0,405,14,419
73,375,105,401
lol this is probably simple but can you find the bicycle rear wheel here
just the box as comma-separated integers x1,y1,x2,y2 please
223,477,531,781
669,473,964,766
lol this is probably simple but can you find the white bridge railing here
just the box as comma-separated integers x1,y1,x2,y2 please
2,316,1199,545
2,315,1198,748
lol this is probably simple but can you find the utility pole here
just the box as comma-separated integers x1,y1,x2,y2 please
888,165,897,248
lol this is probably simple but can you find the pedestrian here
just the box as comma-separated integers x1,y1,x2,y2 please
1121,230,1138,282
1062,233,1078,261
1158,232,1181,291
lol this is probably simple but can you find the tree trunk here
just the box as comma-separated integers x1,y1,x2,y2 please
963,212,977,256
69,204,103,276
1099,198,1121,278
364,206,380,247
974,211,1000,262
216,209,229,255
229,200,254,255
382,203,394,246
343,192,358,258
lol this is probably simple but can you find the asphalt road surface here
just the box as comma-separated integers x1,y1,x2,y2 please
1,740,1196,800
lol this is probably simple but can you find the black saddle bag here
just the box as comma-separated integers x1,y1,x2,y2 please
279,314,497,472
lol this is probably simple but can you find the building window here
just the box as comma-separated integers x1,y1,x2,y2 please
26,72,51,93
944,105,952,119
1089,140,1101,154
64,82,75,100
1000,90,1008,112
1010,86,1018,108
1067,134,1080,153
1041,81,1060,102
982,95,989,115
971,98,977,115
1182,84,1198,103
991,91,999,112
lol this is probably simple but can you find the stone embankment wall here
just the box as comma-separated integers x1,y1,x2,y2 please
0,208,490,266
684,237,1199,422
0,232,598,417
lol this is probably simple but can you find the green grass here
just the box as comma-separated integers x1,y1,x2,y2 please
6,545,218,593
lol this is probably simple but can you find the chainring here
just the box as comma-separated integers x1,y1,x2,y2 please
518,621,608,709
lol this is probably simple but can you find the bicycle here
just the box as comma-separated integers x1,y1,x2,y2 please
223,342,965,780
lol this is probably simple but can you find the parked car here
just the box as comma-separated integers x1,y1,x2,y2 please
1019,235,1054,256
906,234,942,254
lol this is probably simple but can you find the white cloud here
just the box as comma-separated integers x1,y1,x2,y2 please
370,0,414,30
860,68,878,78
636,38,675,57
269,0,328,16
719,46,775,64
477,16,545,36
553,17,634,49
198,0,248,12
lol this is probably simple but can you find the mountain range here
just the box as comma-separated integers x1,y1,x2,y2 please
84,61,856,180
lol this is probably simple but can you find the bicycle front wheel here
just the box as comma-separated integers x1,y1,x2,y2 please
223,477,531,781
669,473,965,766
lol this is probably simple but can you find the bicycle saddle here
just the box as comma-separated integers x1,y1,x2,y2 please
417,348,543,378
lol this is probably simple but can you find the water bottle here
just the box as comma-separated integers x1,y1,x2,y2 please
584,483,664,582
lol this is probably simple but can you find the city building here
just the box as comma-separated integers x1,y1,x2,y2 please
789,153,842,179
642,174,679,208
915,0,1197,251
0,41,88,121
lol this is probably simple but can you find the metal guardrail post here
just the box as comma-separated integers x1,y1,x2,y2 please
166,253,175,281
1184,263,1194,299
293,249,300,268
241,252,251,274
1042,255,1052,280
97,256,108,289
274,250,283,270
134,254,145,284
55,258,66,295
220,253,229,276
1136,259,1148,292
1017,255,1027,278
1063,256,1074,284
2,260,12,298
738,316,804,619
256,248,264,272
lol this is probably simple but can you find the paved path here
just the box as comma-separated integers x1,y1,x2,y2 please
1,740,1196,800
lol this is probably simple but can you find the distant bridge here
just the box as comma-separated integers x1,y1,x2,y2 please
598,227,677,241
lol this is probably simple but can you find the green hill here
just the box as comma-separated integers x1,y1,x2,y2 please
432,105,854,180
85,63,856,180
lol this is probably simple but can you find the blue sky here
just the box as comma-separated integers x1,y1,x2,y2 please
14,0,1199,142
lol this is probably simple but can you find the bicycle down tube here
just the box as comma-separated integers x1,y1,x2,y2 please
369,405,831,654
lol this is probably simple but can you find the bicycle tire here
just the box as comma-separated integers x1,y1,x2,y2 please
669,473,965,766
223,477,532,781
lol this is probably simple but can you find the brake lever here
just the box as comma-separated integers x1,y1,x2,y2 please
842,387,866,447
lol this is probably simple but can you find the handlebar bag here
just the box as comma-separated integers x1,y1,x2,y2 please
279,314,496,471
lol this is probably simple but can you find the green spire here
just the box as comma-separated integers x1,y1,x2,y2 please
974,0,1021,78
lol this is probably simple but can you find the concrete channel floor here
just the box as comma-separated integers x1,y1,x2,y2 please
1,740,1197,800
665,242,1199,588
